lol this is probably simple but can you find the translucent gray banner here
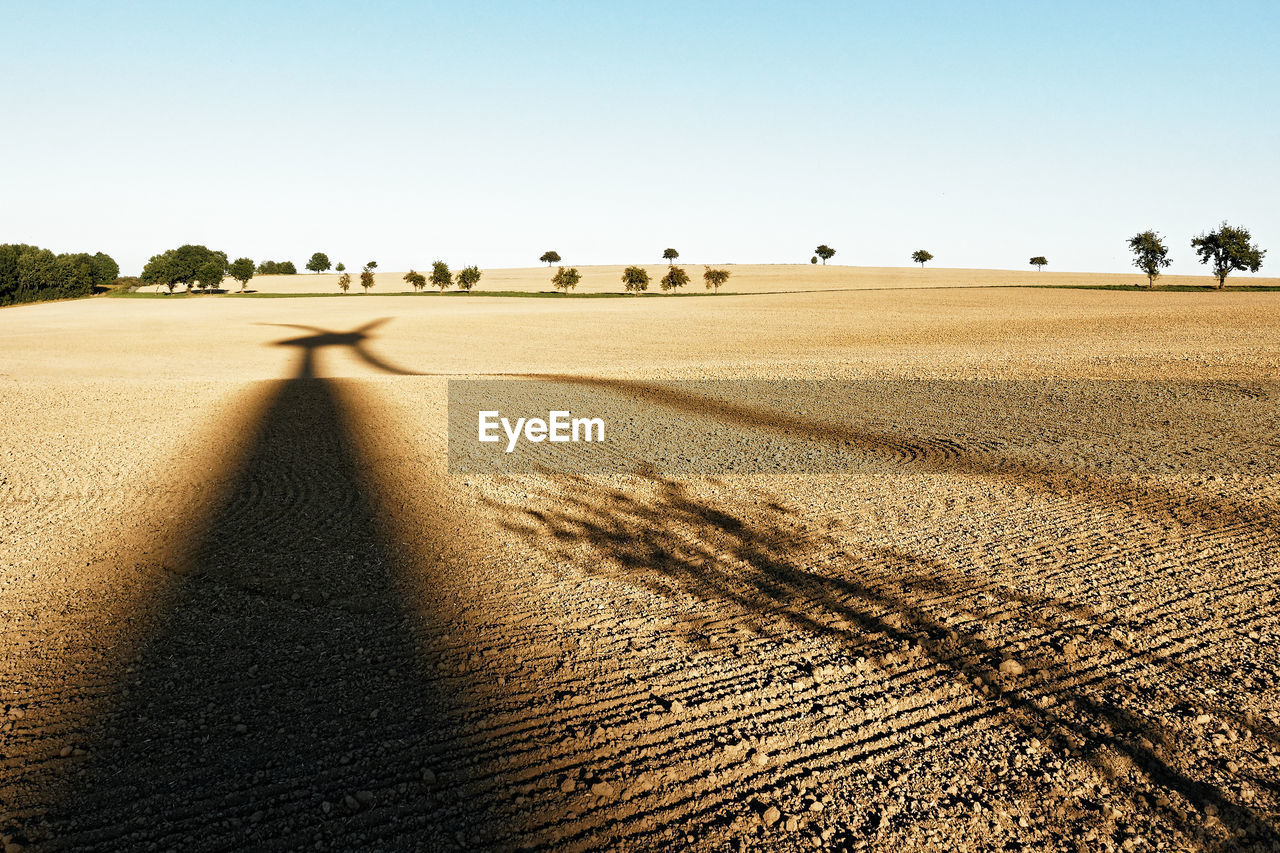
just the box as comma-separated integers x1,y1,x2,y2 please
446,378,1278,477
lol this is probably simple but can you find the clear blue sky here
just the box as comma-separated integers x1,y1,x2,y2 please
3,0,1277,276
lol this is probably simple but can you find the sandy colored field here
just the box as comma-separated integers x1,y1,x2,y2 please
2,286,1279,851
137,263,1280,296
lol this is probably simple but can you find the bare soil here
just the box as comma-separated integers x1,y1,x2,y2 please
2,282,1279,851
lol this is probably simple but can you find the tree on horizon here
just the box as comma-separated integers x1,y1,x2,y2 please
195,260,225,292
403,269,426,291
703,267,730,292
911,249,933,268
305,252,331,274
660,265,690,292
456,265,481,292
540,250,561,266
1029,256,1048,271
1191,222,1265,288
431,260,452,292
552,265,581,293
663,248,679,265
228,257,255,292
621,266,649,293
815,245,835,264
1128,231,1171,288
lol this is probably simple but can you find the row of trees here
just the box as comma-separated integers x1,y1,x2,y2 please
0,244,119,306
140,247,374,293
541,250,730,293
337,261,375,293
542,264,732,294
803,225,1266,286
62,223,1273,304
333,261,483,294
141,245,249,293
400,262,482,293
1128,222,1265,288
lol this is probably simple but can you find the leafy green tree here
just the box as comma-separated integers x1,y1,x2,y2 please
1128,230,1171,288
815,245,835,264
57,254,100,296
306,252,331,274
141,244,227,292
911,249,934,268
552,265,581,293
90,253,119,291
335,262,346,273
143,254,178,292
37,251,112,298
0,244,100,304
811,256,818,264
431,260,452,292
621,265,650,293
540,250,561,266
338,272,352,293
660,265,690,292
456,265,481,292
703,267,731,292
195,260,225,292
663,248,679,265
1191,222,1265,288
359,268,375,293
16,247,58,298
229,257,255,292
256,259,298,275
1029,256,1048,271
403,269,426,291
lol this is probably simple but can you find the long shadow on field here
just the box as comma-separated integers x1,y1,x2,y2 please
37,329,501,851
492,473,1280,852
521,376,1280,538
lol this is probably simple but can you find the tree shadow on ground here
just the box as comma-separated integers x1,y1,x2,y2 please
489,471,1280,852
519,376,1279,538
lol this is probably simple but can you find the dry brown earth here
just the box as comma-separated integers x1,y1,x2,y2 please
2,281,1279,851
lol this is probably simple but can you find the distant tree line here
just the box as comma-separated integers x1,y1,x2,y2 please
543,250,733,295
0,244,119,306
373,261,483,295
257,260,297,275
10,229,1265,308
